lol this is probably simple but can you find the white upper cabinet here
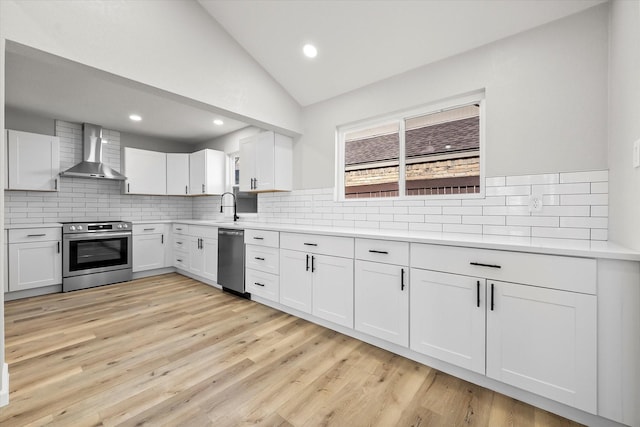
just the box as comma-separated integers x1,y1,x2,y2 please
189,149,225,195
166,153,190,196
6,129,60,191
123,147,167,195
239,131,292,192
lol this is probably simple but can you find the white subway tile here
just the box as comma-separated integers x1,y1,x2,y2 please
394,214,424,222
560,217,608,229
506,173,559,186
366,214,394,222
560,170,608,183
561,194,608,206
485,186,530,196
507,216,559,227
462,215,505,226
380,221,409,230
591,182,608,194
442,206,482,215
486,177,506,187
483,225,531,237
506,196,528,206
591,229,608,241
408,206,442,215
461,196,506,206
590,206,608,217
424,199,462,206
443,224,483,234
354,220,380,229
531,183,590,195
483,206,530,216
380,206,408,215
424,215,461,224
332,220,355,228
531,227,590,240
393,200,425,207
534,205,590,217
409,223,443,232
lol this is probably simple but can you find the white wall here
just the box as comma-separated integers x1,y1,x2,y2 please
196,126,263,154
5,107,55,136
0,0,302,135
119,132,193,154
0,33,6,406
295,5,609,190
608,0,640,251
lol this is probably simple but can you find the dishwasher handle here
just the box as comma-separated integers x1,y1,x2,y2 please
218,229,244,237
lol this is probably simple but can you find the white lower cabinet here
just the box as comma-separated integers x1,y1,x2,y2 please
410,269,486,374
355,260,408,346
410,267,597,414
8,228,62,292
245,268,279,302
279,248,354,328
486,280,597,414
132,224,169,272
188,235,217,283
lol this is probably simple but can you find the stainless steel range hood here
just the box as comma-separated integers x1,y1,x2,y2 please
60,123,126,180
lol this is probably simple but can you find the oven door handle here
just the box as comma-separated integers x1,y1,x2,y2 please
64,232,132,240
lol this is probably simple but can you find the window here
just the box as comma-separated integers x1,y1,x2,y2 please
338,95,484,200
227,151,257,214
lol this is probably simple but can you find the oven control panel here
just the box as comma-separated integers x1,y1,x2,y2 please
63,221,132,234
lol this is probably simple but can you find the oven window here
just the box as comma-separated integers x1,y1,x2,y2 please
68,237,129,272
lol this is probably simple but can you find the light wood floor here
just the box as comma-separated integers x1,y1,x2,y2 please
1,273,581,426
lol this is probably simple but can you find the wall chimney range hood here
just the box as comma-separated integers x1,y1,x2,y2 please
59,123,126,180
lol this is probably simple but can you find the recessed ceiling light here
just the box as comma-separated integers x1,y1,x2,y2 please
213,119,224,126
129,114,142,122
303,43,318,58
445,145,452,149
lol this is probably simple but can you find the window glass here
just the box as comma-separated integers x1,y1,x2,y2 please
405,104,480,195
344,122,400,199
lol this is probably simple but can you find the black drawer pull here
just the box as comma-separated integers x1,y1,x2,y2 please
470,262,501,269
143,228,156,231
311,255,315,272
254,282,265,287
476,281,480,308
304,242,318,246
253,237,264,240
177,259,183,262
254,257,265,261
401,268,405,291
491,283,495,311
369,250,389,254
306,254,310,271
27,234,46,237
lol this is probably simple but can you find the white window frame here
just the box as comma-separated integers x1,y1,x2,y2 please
335,91,486,202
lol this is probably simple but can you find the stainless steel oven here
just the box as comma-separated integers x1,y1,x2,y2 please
62,221,132,292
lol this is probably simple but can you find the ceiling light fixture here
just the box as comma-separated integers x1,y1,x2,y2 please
213,119,224,126
129,114,142,122
303,43,318,58
445,145,452,149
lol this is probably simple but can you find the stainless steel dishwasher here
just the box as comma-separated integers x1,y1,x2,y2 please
217,228,247,297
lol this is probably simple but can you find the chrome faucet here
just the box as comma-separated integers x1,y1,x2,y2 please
220,192,239,222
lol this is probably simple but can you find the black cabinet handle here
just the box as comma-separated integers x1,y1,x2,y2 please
185,185,188,195
306,254,310,271
177,258,183,263
254,178,258,189
254,257,265,261
304,242,318,246
54,178,58,190
27,234,46,237
470,262,501,269
254,282,265,287
127,183,130,193
144,228,155,231
57,241,60,253
401,268,405,291
311,255,315,272
476,281,480,308
490,283,495,311
161,234,164,244
253,237,264,240
202,184,205,194
369,249,389,254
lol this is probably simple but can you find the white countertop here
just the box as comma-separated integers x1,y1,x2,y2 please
136,219,640,261
5,223,63,230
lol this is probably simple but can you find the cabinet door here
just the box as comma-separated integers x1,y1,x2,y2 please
246,268,279,302
188,236,204,275
239,137,256,192
124,148,167,195
7,130,60,191
132,234,165,272
254,131,275,190
9,241,62,291
486,281,597,414
312,254,354,328
189,150,206,195
355,260,408,346
410,269,486,375
279,249,312,313
166,153,190,195
201,237,218,282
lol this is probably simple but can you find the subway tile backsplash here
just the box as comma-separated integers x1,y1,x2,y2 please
4,120,609,242
257,170,610,241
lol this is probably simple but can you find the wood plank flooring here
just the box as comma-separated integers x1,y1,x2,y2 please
1,273,581,426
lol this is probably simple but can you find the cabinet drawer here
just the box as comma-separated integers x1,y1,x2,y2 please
245,229,279,248
189,225,218,239
133,224,167,235
173,250,189,270
246,268,279,302
355,238,409,265
280,232,354,258
411,243,596,294
172,223,189,235
246,245,279,275
8,227,61,243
